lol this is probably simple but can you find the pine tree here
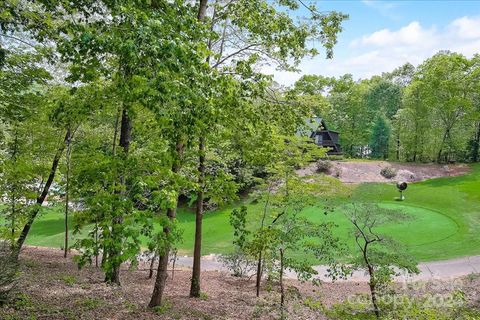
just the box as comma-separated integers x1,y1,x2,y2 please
370,116,391,159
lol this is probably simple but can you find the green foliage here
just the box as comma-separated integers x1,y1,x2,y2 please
0,243,18,305
364,79,402,120
1,0,349,310
76,297,104,311
60,274,77,286
291,52,480,163
344,203,419,317
327,290,479,320
199,292,208,301
370,117,391,159
152,300,173,315
219,248,256,278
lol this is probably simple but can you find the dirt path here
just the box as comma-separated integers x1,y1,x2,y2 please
173,254,480,282
297,160,470,183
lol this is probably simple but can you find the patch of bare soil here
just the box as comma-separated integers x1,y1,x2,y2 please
298,160,471,183
0,247,368,320
2,247,480,319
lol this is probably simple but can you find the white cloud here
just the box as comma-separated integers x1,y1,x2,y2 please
449,16,480,39
271,16,480,86
351,22,437,47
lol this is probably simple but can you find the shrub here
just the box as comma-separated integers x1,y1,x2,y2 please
219,249,256,278
316,160,333,173
334,167,342,178
328,155,344,161
380,166,397,179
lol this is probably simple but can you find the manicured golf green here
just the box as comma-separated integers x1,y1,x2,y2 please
3,163,480,262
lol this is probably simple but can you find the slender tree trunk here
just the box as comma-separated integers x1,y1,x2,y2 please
10,193,15,249
256,187,270,297
64,132,72,258
197,0,208,20
362,241,380,319
437,126,453,163
148,208,176,307
149,142,184,308
105,108,131,285
255,251,263,297
472,121,480,162
15,129,71,254
190,136,206,298
171,249,177,280
396,122,400,161
95,219,99,267
279,248,285,317
188,0,209,299
10,132,18,249
102,106,122,269
149,251,157,279
367,264,380,319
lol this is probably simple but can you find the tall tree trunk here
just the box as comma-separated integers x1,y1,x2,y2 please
362,241,380,319
279,248,285,318
9,131,18,249
396,129,400,161
105,108,131,285
15,129,71,254
101,106,122,268
64,131,72,258
10,194,15,249
472,121,480,162
256,187,270,297
188,0,209,299
367,264,380,319
94,219,99,267
190,136,206,297
149,141,184,308
149,208,175,307
255,251,263,296
148,251,157,279
197,0,208,20
437,128,450,163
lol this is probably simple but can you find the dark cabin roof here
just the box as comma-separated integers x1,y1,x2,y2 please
302,117,338,136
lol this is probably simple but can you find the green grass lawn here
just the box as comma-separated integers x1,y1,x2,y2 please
2,163,480,262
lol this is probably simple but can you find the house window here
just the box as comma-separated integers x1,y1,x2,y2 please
316,134,323,145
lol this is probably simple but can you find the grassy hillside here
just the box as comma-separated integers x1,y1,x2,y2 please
2,164,479,262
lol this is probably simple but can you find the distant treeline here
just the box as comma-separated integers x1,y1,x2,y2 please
291,51,480,163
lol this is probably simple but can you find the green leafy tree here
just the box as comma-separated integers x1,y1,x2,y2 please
414,52,472,163
188,0,348,299
364,78,402,120
344,203,418,319
369,116,391,159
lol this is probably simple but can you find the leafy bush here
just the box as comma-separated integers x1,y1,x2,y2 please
316,160,333,173
0,243,18,305
328,155,344,161
219,249,257,278
380,166,397,179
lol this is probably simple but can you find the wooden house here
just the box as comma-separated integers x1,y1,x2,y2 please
306,117,342,155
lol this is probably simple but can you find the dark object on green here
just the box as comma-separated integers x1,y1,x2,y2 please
396,182,407,200
0,48,5,67
397,182,408,191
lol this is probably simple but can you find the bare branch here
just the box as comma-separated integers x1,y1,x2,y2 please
0,34,38,49
211,43,261,69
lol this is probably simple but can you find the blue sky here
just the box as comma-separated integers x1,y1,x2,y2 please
271,0,480,85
